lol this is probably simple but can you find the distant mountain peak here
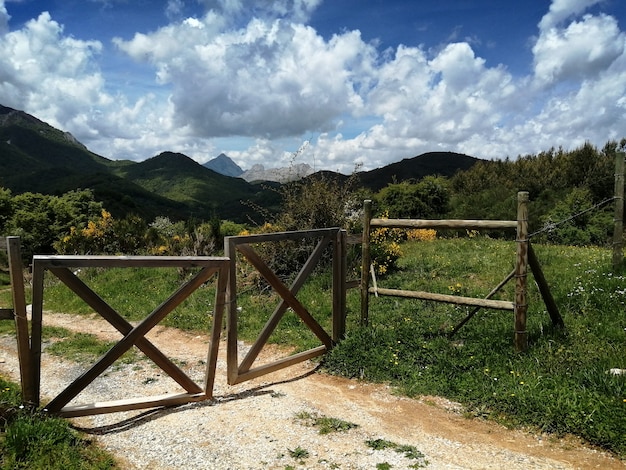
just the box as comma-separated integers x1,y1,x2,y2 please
240,163,314,183
203,153,244,177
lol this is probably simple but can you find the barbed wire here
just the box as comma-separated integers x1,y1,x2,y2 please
528,196,617,239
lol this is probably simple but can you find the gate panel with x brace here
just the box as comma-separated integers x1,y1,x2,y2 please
224,228,346,386
29,255,229,417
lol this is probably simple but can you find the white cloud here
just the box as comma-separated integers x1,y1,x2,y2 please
533,13,624,86
0,12,107,121
115,15,376,139
0,0,625,174
538,0,602,30
198,0,322,24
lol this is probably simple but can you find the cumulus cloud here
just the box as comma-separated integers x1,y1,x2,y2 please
198,0,322,24
0,12,107,121
115,15,375,139
538,0,602,30
533,13,624,86
0,0,625,173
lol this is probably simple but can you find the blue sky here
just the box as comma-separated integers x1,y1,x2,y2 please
1,0,625,173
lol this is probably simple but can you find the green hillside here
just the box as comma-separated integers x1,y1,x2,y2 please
0,106,278,222
1,105,479,224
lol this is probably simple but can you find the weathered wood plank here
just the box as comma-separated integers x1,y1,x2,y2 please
231,346,327,385
45,266,218,412
360,200,373,325
225,227,339,245
225,238,240,385
333,229,347,341
58,392,209,418
236,244,333,349
7,237,36,404
370,218,517,230
369,287,515,311
48,267,204,395
515,192,529,352
32,255,229,269
203,262,228,399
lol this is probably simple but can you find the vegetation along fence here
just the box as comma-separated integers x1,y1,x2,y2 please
360,191,565,352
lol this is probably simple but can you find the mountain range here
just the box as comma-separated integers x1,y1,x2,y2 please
0,104,479,223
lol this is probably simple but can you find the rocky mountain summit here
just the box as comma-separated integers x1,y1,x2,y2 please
240,162,314,183
204,153,314,183
203,153,244,177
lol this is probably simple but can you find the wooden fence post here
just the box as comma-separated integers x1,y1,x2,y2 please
613,151,625,272
515,192,529,352
332,229,347,342
6,237,36,404
360,200,372,326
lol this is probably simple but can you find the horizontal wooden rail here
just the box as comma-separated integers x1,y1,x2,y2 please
58,392,208,418
368,287,515,311
231,345,327,385
32,255,229,269
370,218,517,230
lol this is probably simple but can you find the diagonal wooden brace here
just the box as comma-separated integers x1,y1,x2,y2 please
48,268,203,394
238,235,332,372
46,266,217,411
236,243,332,349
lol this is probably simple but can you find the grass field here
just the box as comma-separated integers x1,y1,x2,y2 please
0,236,625,462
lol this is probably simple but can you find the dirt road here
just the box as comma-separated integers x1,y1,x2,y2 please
0,312,623,469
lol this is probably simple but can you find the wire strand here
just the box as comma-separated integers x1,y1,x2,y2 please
529,196,617,239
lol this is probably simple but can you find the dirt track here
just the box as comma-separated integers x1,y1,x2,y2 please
0,311,624,469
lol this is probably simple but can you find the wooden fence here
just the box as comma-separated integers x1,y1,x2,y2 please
224,228,346,385
0,237,34,403
25,253,228,416
360,191,564,352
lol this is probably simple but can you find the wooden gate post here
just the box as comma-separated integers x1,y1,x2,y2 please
360,200,372,326
515,192,529,352
613,151,625,272
6,237,36,404
332,229,347,341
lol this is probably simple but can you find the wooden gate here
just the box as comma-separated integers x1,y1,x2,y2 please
224,228,346,385
29,255,229,417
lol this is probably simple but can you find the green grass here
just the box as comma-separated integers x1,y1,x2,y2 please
324,237,626,457
0,375,118,469
365,439,429,467
44,330,139,365
1,237,625,460
294,410,359,434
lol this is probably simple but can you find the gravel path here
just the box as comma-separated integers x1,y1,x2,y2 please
0,312,624,470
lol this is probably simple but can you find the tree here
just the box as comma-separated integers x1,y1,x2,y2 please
376,176,450,219
0,187,13,232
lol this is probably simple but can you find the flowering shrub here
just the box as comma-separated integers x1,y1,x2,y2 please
369,215,404,275
55,209,122,254
406,228,437,242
